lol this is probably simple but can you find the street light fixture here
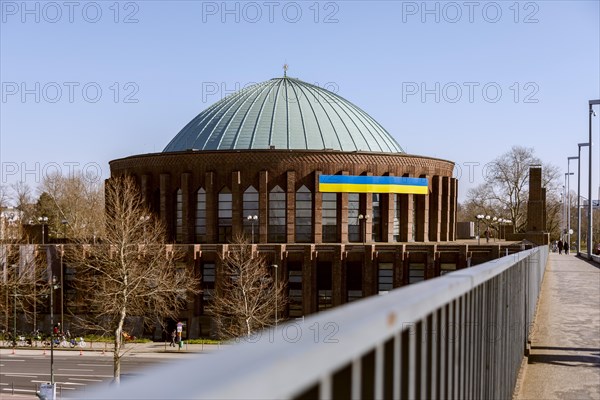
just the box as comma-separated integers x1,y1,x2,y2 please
247,215,258,244
476,214,485,245
587,99,599,259
577,143,590,255
358,214,369,244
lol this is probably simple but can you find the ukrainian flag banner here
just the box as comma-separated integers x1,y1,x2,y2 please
319,175,429,195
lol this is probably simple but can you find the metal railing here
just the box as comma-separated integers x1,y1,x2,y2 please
87,246,547,400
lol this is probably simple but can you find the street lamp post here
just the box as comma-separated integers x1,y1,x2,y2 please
565,173,574,242
476,214,485,245
567,157,578,251
587,99,599,259
577,143,590,255
35,216,48,334
358,214,369,245
50,275,58,386
247,215,258,244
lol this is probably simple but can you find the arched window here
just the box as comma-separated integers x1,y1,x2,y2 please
195,188,206,243
322,192,337,242
348,193,360,242
218,187,232,243
174,189,183,243
268,186,286,243
295,185,312,243
243,186,259,242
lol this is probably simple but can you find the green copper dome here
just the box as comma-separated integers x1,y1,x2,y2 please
163,77,404,153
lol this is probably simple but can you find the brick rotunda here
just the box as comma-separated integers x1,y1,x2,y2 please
110,74,459,336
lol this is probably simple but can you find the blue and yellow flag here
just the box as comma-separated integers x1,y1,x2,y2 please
319,175,429,194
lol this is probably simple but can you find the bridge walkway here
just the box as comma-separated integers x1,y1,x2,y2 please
516,253,600,399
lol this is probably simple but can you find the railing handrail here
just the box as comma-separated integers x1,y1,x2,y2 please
86,247,545,400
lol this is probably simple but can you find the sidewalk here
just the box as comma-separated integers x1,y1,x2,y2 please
516,253,600,399
0,341,223,358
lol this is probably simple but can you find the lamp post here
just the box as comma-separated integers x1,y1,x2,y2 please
577,143,590,255
565,173,574,241
272,264,278,329
358,214,369,245
476,214,485,244
247,215,258,244
38,216,48,244
50,275,58,387
485,215,491,243
492,217,498,242
587,99,599,259
567,157,578,250
497,218,504,240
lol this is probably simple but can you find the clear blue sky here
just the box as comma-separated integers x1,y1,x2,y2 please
1,0,599,202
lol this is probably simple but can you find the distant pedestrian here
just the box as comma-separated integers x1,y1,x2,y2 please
170,330,176,347
558,240,564,254
485,228,490,243
564,241,570,255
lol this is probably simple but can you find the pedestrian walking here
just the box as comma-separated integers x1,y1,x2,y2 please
170,330,176,347
485,228,490,243
564,241,570,255
558,239,564,254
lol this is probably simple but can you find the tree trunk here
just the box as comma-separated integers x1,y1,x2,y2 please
113,306,127,384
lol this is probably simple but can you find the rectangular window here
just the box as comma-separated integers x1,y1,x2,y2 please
409,263,424,283
378,262,393,294
287,262,303,318
346,262,362,302
202,262,216,309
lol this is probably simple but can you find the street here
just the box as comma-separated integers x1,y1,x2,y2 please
0,345,205,398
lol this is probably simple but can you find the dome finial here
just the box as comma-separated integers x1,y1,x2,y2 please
283,63,288,77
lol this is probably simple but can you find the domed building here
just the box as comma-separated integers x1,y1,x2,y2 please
110,74,458,336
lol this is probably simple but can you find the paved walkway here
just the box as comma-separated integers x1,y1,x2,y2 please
516,253,600,400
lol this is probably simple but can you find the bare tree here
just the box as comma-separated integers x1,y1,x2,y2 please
67,176,199,383
212,236,286,339
37,171,104,242
462,146,561,233
10,182,35,224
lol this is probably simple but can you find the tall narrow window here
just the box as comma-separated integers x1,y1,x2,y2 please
295,185,312,243
411,195,417,242
378,262,393,294
317,261,332,311
372,193,381,242
348,193,360,242
287,262,303,318
195,188,206,243
174,189,183,243
218,187,232,243
268,186,286,243
322,193,337,242
243,186,259,242
201,262,216,311
393,194,400,242
346,262,362,302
